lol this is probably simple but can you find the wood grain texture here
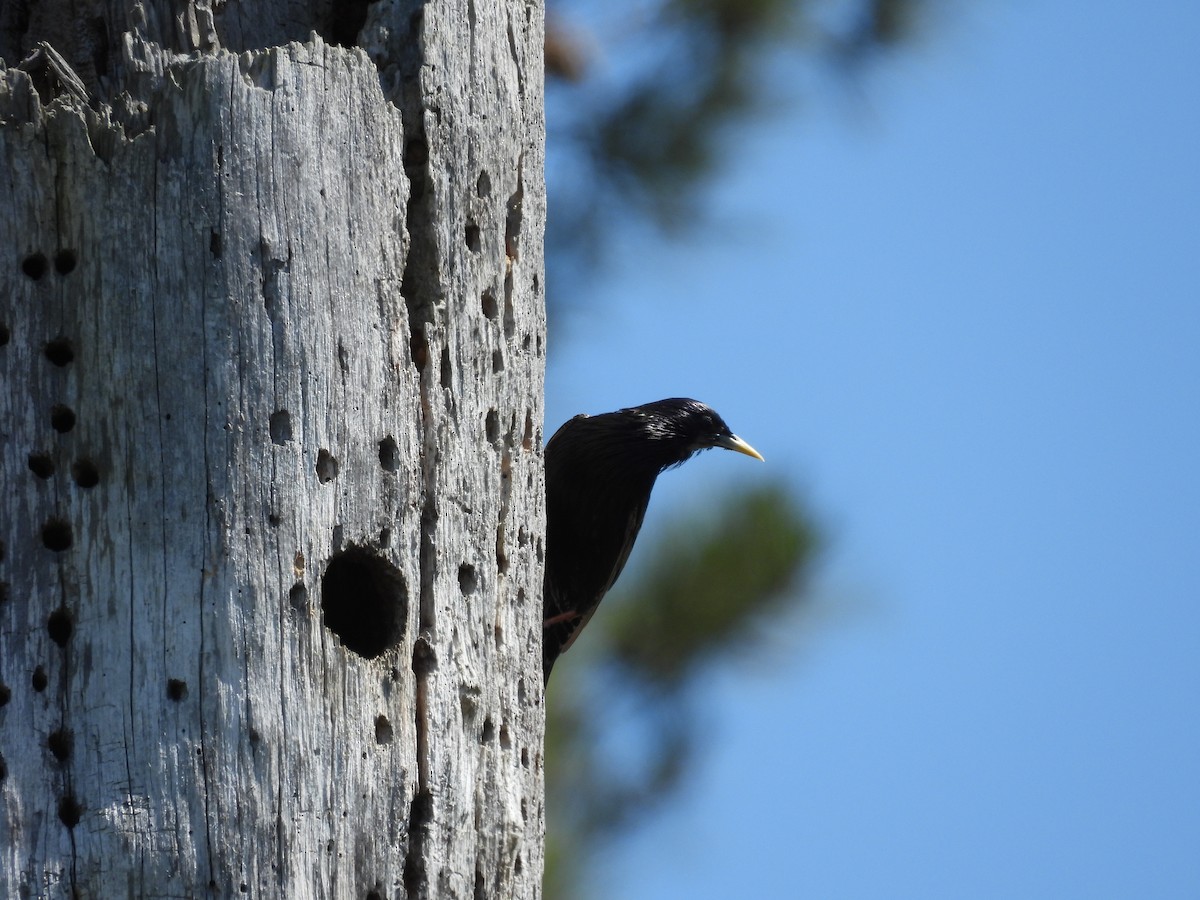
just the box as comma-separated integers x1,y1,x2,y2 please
0,2,545,896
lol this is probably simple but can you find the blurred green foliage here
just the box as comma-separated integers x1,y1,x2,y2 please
546,0,926,294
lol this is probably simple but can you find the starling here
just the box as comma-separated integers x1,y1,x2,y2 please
542,398,762,682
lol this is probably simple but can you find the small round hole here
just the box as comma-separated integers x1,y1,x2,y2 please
378,436,398,472
316,449,339,483
289,583,308,611
71,459,99,488
28,454,55,479
269,410,292,445
375,714,393,744
58,795,82,829
481,289,498,320
42,518,73,552
458,563,478,595
53,250,78,274
47,728,73,762
47,607,73,646
44,337,75,367
51,405,76,433
22,253,49,280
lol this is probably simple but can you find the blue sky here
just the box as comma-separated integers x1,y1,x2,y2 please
546,2,1200,897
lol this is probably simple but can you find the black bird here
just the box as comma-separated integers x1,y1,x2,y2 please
542,398,762,682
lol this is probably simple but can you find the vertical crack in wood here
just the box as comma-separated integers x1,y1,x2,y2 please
389,3,439,895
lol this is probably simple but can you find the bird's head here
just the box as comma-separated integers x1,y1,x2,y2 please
627,398,764,469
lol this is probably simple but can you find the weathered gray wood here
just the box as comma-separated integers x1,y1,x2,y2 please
0,2,545,897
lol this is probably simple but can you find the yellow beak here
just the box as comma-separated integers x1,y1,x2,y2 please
714,433,764,461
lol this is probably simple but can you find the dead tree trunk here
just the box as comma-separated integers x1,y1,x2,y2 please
0,2,545,897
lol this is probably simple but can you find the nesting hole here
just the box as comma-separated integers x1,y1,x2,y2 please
47,607,73,646
32,665,48,692
476,171,491,197
0,323,9,346
53,249,77,274
167,678,188,701
42,518,73,552
0,683,10,706
492,349,504,373
321,546,407,659
28,453,55,479
22,253,48,280
481,717,495,743
44,337,74,366
50,405,76,433
71,459,99,488
439,346,452,389
485,409,500,446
